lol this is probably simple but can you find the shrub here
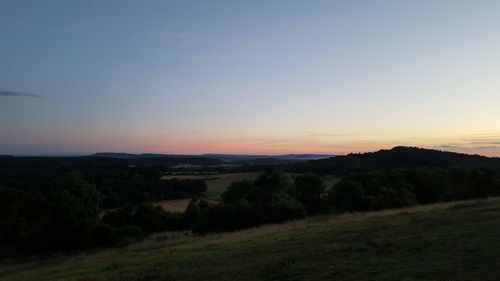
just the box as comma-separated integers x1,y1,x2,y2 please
91,224,117,246
370,184,417,210
263,199,307,224
294,174,329,214
102,208,132,228
131,203,170,235
330,180,367,212
192,203,256,235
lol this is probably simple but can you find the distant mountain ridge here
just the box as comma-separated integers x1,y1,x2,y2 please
0,154,224,169
89,153,197,159
89,152,336,165
10,147,498,170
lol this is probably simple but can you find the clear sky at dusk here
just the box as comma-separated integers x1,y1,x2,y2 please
1,0,500,156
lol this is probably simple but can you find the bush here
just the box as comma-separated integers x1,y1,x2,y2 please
221,180,253,203
165,212,189,230
102,208,132,228
116,225,144,239
192,203,256,235
294,174,329,214
263,199,307,224
370,184,417,210
91,224,117,246
131,203,170,235
330,180,367,212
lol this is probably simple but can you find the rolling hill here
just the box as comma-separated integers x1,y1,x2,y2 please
1,197,499,281
286,146,500,175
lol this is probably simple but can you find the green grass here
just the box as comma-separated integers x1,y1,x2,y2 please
2,198,500,281
162,172,261,199
205,173,339,199
205,172,261,199
323,174,340,189
164,172,339,199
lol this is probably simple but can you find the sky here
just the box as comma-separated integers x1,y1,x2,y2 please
1,0,500,156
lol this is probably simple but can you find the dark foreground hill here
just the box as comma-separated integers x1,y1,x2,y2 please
1,197,499,281
286,146,500,175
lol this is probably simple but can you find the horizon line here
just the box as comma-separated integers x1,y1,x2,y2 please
2,146,498,158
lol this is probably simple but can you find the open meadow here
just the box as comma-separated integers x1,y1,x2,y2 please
162,172,338,200
2,197,500,281
162,172,261,199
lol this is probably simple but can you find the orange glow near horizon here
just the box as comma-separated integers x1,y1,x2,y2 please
78,132,500,157
4,128,500,157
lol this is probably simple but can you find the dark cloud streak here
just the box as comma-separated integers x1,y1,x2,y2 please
0,91,42,98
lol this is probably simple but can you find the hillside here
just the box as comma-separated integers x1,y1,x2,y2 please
286,146,500,175
2,198,500,281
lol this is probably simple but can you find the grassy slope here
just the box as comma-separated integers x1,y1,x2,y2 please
2,198,500,281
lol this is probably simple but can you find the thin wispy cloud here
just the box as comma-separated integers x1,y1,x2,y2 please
0,91,42,98
435,144,500,157
437,145,458,149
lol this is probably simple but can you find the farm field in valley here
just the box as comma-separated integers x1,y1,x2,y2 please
162,172,261,199
162,172,339,199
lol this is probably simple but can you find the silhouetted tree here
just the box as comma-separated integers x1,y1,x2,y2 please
330,180,367,212
294,174,329,214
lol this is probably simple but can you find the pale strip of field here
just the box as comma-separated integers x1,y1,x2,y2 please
161,173,219,180
153,198,220,213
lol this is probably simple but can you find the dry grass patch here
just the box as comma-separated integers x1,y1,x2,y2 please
152,198,220,213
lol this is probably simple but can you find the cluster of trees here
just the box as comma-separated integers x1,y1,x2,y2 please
191,172,309,235
101,203,190,236
188,168,500,234
0,158,207,208
338,168,500,210
0,172,108,257
99,172,323,238
3,164,500,258
0,171,205,257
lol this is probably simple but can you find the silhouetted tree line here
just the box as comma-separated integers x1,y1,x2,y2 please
0,170,207,257
2,165,500,258
0,172,106,257
0,157,207,208
187,168,500,234
285,146,500,175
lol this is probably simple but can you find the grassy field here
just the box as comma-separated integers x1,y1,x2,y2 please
163,172,339,199
204,172,261,199
157,173,338,212
2,198,500,281
162,172,261,199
